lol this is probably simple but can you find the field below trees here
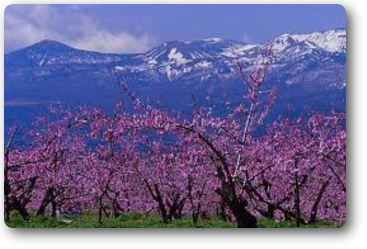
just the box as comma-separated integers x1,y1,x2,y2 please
6,211,343,228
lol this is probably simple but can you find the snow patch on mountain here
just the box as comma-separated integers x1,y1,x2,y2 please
148,59,158,65
221,44,261,58
272,29,346,53
196,60,212,68
167,48,191,65
115,66,124,71
203,38,224,43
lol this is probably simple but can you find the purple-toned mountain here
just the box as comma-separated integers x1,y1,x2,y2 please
5,29,346,114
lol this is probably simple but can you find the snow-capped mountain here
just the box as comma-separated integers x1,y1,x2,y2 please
271,29,346,54
5,29,346,113
117,29,345,84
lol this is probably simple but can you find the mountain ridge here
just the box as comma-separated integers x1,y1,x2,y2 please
5,28,346,56
5,28,346,115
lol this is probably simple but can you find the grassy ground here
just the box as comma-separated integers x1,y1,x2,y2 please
5,211,343,228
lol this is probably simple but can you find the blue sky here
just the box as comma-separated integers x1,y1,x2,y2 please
4,4,346,53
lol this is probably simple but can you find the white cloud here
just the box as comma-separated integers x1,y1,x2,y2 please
4,4,155,53
72,31,152,54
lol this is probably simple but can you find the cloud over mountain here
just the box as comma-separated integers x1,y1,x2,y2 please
4,4,155,53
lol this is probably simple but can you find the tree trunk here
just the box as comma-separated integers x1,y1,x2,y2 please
309,180,330,224
37,188,53,216
12,198,30,220
230,199,258,228
294,173,301,228
97,197,103,227
216,186,258,228
218,201,228,222
4,180,11,222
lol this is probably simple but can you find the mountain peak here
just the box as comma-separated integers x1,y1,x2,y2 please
144,40,213,63
202,37,224,43
24,39,76,53
272,29,346,53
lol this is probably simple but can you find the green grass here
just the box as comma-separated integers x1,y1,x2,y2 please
5,211,343,228
257,217,344,228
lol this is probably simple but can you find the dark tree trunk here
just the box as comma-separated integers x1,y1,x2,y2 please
51,202,57,218
216,185,258,228
230,199,258,228
309,180,330,224
97,197,103,227
218,201,228,222
4,180,11,222
294,173,301,228
144,180,170,223
12,198,30,220
37,188,53,216
154,186,169,223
